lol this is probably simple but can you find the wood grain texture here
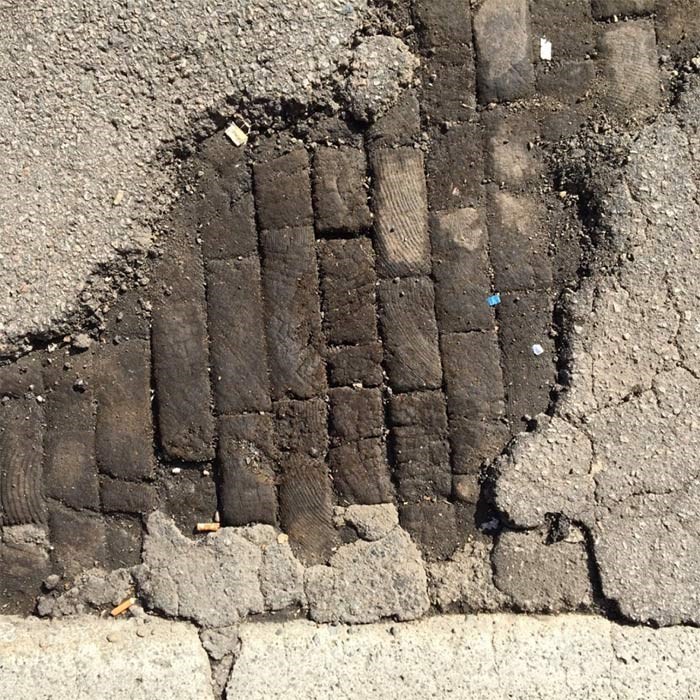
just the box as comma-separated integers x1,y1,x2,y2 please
378,277,443,392
371,148,431,278
260,227,327,400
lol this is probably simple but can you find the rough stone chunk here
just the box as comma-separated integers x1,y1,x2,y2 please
318,238,378,346
218,414,278,527
378,278,442,392
96,339,155,479
431,208,494,333
254,149,313,230
329,438,394,506
152,244,214,462
598,21,661,120
340,503,399,542
0,396,46,526
345,36,419,121
259,536,307,611
493,416,595,529
207,257,272,415
591,0,655,19
371,148,430,278
43,363,99,510
473,0,535,103
260,227,326,400
425,124,483,211
429,537,508,612
327,343,384,388
592,485,700,627
305,525,429,623
36,567,135,618
313,147,371,234
137,512,265,626
489,191,552,292
492,529,593,612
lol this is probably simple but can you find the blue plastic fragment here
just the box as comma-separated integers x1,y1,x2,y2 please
487,293,501,307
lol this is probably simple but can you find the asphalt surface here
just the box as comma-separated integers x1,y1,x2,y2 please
495,76,700,626
0,0,416,356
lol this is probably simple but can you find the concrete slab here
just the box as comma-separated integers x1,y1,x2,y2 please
227,614,700,699
0,615,213,700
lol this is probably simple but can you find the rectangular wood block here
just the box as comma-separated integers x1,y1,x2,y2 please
43,361,100,510
152,245,215,462
431,207,494,333
313,147,372,234
371,148,431,278
96,340,155,480
218,414,278,527
207,257,272,415
318,238,378,346
260,227,327,400
378,277,442,392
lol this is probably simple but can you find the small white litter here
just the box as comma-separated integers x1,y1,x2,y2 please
540,37,552,62
532,344,545,356
225,120,249,147
113,189,125,206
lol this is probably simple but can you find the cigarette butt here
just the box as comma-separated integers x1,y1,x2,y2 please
113,189,125,206
225,122,248,147
196,522,221,533
110,597,136,617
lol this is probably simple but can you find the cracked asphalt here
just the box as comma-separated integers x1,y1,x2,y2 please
495,76,700,626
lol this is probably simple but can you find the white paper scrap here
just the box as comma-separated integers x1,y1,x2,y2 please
540,37,552,61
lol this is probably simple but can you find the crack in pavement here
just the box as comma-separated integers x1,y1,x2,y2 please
493,76,700,627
